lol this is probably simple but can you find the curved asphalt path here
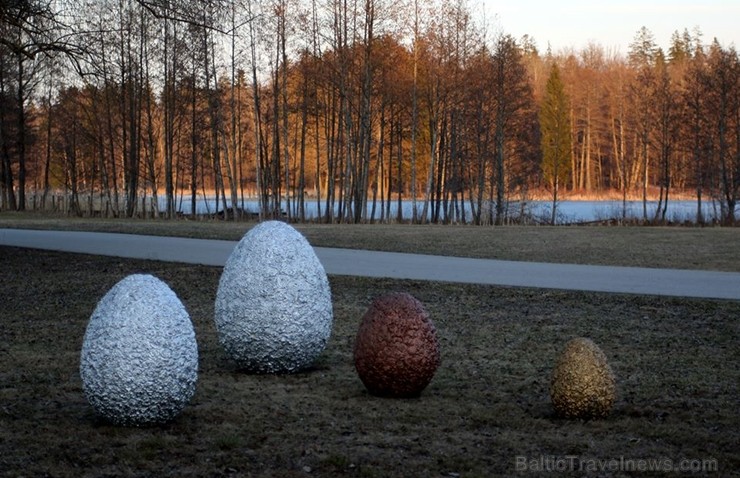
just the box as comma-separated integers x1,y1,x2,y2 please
1,228,739,300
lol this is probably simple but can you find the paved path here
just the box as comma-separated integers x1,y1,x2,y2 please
1,228,739,300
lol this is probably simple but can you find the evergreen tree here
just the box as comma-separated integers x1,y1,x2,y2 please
628,26,658,68
540,63,571,224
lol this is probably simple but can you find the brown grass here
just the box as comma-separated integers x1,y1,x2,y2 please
0,246,737,477
2,211,740,271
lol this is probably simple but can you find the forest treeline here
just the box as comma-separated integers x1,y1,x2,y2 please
1,0,739,224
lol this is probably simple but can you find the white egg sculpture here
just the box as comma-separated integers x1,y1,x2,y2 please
80,274,198,426
215,221,333,373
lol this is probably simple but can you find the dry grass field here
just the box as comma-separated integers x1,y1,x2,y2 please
2,212,740,270
1,218,738,477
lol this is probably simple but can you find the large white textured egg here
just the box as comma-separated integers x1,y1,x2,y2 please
215,221,333,373
80,274,198,426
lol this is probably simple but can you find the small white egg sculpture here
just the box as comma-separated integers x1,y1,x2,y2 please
80,274,198,426
215,221,333,373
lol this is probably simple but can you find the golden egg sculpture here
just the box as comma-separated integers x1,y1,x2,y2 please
550,337,616,419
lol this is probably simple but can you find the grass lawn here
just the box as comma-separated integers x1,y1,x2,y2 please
0,244,737,477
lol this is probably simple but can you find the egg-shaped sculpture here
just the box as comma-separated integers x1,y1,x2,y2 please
550,337,616,419
354,292,440,398
215,221,333,373
80,274,198,426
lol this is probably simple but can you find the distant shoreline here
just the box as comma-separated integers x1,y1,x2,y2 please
520,188,700,202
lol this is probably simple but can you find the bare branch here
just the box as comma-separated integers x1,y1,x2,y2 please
133,0,257,36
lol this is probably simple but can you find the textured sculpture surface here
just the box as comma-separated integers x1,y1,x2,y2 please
80,274,198,426
354,292,440,397
215,221,333,373
550,337,616,419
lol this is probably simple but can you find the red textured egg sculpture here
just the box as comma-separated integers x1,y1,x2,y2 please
353,293,440,398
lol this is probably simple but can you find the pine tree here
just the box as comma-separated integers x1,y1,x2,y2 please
540,63,571,224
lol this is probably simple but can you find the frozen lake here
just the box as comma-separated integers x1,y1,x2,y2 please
167,195,728,224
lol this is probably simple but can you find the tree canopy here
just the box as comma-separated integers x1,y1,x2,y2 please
0,2,738,224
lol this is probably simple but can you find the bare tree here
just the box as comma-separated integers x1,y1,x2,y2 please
705,41,740,224
490,34,532,225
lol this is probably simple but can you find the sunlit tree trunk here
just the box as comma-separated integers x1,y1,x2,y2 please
410,0,419,223
162,0,176,218
247,0,264,220
15,53,27,210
